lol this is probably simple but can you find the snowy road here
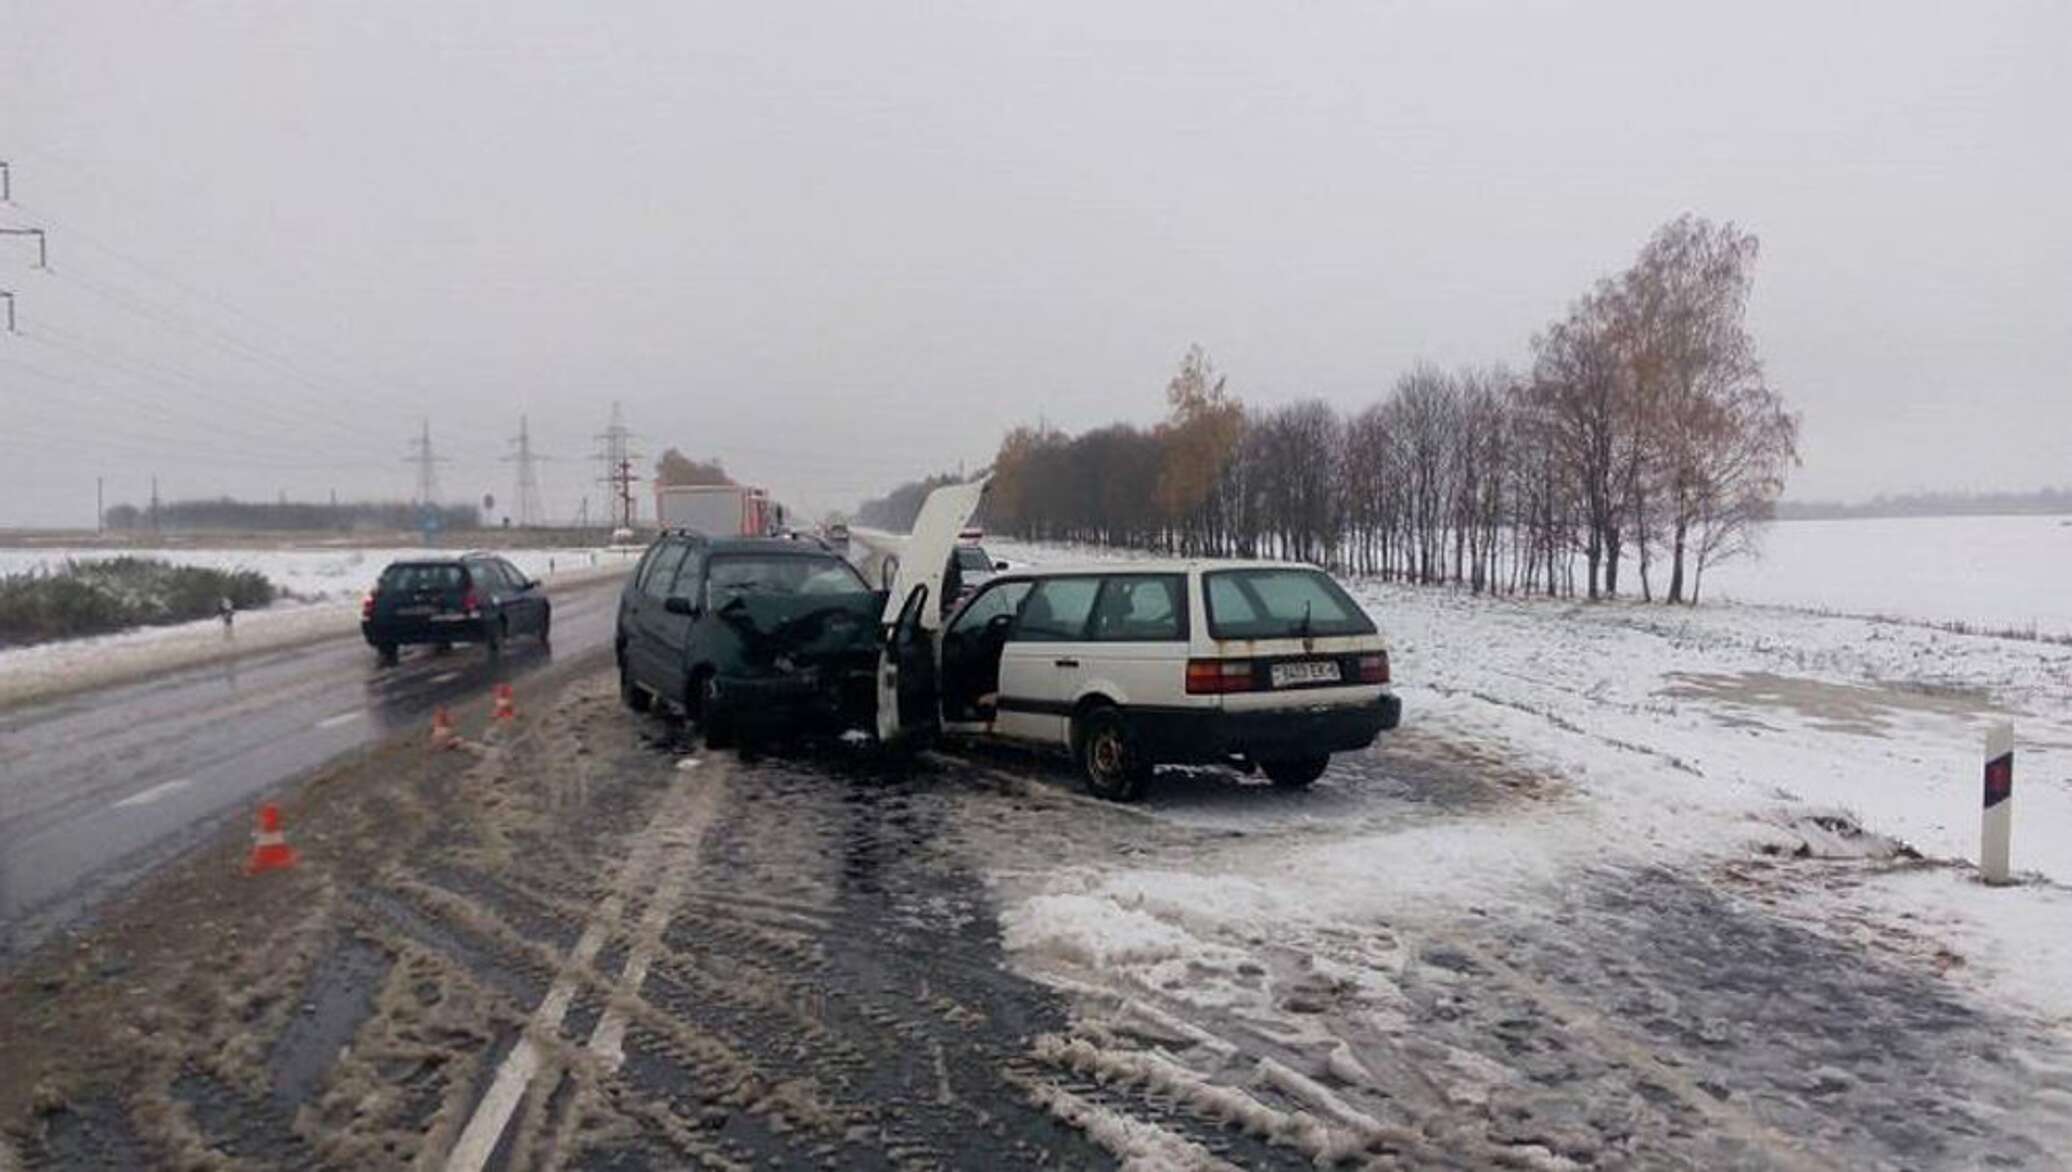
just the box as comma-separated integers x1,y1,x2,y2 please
0,575,627,962
5,662,2069,1169
7,539,2072,1167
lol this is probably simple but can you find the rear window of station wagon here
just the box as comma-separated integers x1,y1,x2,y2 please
380,563,466,591
1203,568,1374,640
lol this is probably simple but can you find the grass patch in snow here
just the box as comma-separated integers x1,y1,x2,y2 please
0,557,276,648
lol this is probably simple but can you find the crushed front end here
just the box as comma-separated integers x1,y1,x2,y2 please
702,592,884,738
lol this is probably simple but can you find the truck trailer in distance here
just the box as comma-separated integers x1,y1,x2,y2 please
654,484,786,537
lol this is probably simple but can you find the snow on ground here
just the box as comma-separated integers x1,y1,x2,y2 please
984,536,2072,1049
0,545,622,604
1687,512,2072,638
0,548,638,709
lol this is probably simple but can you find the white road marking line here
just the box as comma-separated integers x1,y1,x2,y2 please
315,711,363,730
586,784,718,1071
111,778,192,809
444,914,616,1172
443,760,725,1172
430,671,461,684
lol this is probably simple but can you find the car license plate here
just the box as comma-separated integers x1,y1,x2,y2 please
397,605,435,617
1270,660,1340,688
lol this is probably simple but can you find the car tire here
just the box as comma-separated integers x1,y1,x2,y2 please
698,674,737,750
538,605,552,645
619,656,650,713
1076,706,1150,802
1261,754,1330,789
376,642,399,667
486,617,506,658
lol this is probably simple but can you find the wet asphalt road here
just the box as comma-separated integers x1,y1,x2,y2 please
0,576,626,962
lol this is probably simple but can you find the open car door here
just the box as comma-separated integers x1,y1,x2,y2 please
875,582,935,745
875,476,988,746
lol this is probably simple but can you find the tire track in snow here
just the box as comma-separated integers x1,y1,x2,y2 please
442,754,727,1171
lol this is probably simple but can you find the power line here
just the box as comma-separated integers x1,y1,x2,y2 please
0,352,398,469
13,187,453,409
14,322,404,455
41,266,428,452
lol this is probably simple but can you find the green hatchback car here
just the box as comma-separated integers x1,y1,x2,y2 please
615,535,885,746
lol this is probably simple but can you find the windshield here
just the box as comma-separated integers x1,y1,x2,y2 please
707,554,868,603
1203,568,1375,639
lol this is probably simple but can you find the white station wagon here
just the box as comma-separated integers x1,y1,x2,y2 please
875,483,1401,799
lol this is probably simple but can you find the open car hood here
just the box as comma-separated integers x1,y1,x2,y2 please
880,477,990,632
713,591,883,666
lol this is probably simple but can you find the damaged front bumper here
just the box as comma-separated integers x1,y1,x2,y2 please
705,660,879,735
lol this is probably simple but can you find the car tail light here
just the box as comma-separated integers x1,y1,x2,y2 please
1356,651,1391,684
460,588,480,616
360,591,376,621
1186,658,1255,694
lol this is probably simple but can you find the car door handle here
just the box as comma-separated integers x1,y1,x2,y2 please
1053,658,1079,668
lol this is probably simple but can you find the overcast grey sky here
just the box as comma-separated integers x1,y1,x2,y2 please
3,1,2067,527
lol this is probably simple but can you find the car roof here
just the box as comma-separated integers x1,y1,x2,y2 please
998,558,1321,577
700,537,845,556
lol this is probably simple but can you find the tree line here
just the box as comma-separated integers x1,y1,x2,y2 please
654,448,736,487
104,498,482,533
1775,487,2072,521
889,215,1800,604
855,473,967,532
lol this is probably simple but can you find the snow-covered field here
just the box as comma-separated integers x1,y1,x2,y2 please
0,546,640,709
0,545,620,604
984,535,2072,1119
1695,512,2072,637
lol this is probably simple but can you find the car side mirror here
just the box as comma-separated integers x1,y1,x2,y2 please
664,595,698,617
994,561,1009,571
525,578,542,591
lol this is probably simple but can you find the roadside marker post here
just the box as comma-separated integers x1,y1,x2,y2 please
493,684,516,721
1981,721,2014,885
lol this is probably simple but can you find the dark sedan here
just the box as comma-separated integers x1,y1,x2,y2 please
361,554,551,665
616,535,883,747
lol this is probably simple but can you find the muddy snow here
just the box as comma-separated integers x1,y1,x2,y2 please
5,559,2072,1167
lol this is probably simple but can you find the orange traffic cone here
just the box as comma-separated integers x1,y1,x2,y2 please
245,804,299,875
492,683,516,721
430,707,456,749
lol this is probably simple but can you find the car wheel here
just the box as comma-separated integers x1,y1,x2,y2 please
486,617,506,658
1076,707,1150,802
698,674,737,749
538,605,552,645
1261,754,1330,789
376,642,399,667
619,655,650,713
